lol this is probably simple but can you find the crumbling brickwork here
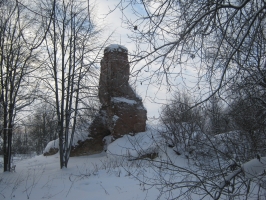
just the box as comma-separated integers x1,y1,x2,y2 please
71,44,147,155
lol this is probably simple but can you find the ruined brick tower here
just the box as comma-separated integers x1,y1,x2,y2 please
71,44,147,155
96,44,147,137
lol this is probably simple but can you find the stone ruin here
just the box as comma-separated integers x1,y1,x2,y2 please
70,44,147,156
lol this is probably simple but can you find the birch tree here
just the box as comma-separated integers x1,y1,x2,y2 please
41,0,102,168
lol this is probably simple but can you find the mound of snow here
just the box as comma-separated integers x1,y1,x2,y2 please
242,156,266,179
107,127,160,159
44,138,59,153
43,130,89,154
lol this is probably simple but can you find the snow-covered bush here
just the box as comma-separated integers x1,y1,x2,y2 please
229,97,266,157
160,92,204,155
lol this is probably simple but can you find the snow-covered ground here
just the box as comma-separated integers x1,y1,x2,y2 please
1,126,266,200
0,128,172,200
0,152,161,200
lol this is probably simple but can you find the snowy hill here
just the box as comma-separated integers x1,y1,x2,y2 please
1,125,266,199
0,127,164,200
0,152,161,200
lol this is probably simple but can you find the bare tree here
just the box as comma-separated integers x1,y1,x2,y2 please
115,0,266,101
229,96,266,155
0,0,43,171
111,0,266,198
205,95,230,135
12,126,30,155
25,102,57,155
160,92,203,155
40,0,103,168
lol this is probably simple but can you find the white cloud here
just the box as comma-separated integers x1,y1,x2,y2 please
92,0,167,118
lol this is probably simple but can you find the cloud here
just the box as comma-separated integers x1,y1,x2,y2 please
92,0,202,118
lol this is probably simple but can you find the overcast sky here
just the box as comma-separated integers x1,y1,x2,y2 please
92,0,166,119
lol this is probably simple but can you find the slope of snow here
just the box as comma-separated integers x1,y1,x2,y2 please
107,128,160,159
0,152,160,200
1,126,266,199
0,127,162,200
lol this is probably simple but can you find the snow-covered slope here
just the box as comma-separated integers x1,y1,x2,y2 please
1,126,266,199
0,127,163,200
